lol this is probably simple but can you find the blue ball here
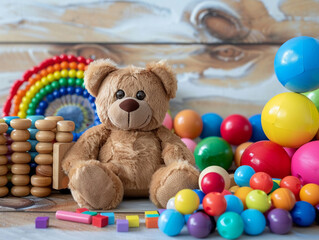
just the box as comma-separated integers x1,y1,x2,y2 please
67,86,75,94
234,165,255,187
249,114,268,142
290,201,316,227
38,101,48,110
88,95,95,103
225,195,244,214
193,189,205,204
241,209,266,235
217,212,244,239
46,93,55,103
274,36,319,93
59,87,68,96
53,90,61,98
75,87,83,96
200,113,223,138
35,108,44,115
158,209,185,236
83,89,89,98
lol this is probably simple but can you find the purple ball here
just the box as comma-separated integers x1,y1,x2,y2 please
267,209,293,234
187,212,212,238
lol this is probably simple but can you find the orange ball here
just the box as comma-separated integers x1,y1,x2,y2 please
69,62,77,69
173,110,203,139
46,66,54,74
78,63,86,71
299,183,319,206
60,61,69,69
53,63,61,71
234,142,253,167
234,186,253,209
271,188,296,211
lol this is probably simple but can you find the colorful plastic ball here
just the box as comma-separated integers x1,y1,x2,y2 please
290,201,316,227
303,88,319,112
187,212,212,238
249,172,273,194
174,109,203,139
199,166,231,190
181,138,197,153
267,208,293,234
158,209,185,236
292,141,319,185
166,197,175,209
261,92,319,148
274,36,319,93
193,189,205,204
217,212,244,240
283,147,297,159
271,188,296,211
249,114,268,142
202,192,226,216
234,187,253,209
234,142,253,167
240,141,291,178
299,183,319,206
246,190,271,213
220,114,252,145
162,112,173,130
201,172,225,194
221,189,232,196
175,189,200,215
241,209,266,236
234,165,255,187
280,176,301,200
224,195,244,214
270,180,280,194
194,137,233,171
200,113,223,138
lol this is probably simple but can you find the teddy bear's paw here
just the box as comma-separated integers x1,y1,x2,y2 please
69,163,124,209
149,161,199,208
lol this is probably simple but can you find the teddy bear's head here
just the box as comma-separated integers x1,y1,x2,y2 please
84,59,177,131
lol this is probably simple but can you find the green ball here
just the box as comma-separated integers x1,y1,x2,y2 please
59,78,68,87
28,102,36,110
39,88,47,96
303,88,319,112
26,109,35,116
45,84,53,93
51,81,60,89
194,137,233,171
270,181,280,194
75,78,83,86
68,78,76,86
246,190,271,213
34,93,43,102
217,212,244,239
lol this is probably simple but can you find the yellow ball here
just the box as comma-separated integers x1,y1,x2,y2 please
25,91,34,99
54,71,61,80
61,69,68,78
35,81,43,89
41,77,50,86
174,189,200,214
262,92,319,148
47,74,54,82
76,70,84,79
68,69,77,78
17,111,26,119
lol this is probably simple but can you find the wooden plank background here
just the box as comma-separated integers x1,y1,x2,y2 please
1,0,319,118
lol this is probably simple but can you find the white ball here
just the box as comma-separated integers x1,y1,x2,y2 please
166,197,176,209
199,166,231,190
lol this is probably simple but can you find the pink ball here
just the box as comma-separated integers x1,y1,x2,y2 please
284,147,297,159
162,112,173,130
181,138,197,153
291,141,319,185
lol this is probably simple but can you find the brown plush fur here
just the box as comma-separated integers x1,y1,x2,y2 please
62,59,199,209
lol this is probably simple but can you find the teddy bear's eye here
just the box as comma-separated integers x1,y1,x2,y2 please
116,90,125,99
136,91,146,100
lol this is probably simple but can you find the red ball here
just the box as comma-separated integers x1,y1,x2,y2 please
249,172,273,194
240,141,291,178
202,192,227,216
201,172,225,194
280,176,302,200
220,114,252,145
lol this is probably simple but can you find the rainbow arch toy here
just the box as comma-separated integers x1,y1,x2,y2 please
3,54,101,140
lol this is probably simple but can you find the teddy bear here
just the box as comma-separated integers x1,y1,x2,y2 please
62,59,199,210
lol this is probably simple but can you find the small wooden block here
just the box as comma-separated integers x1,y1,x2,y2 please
0,175,8,187
45,116,64,123
57,121,75,132
31,175,52,187
11,174,30,186
36,131,55,142
0,156,7,165
11,152,31,164
36,165,53,177
55,132,73,143
76,208,89,213
11,185,30,197
82,211,98,216
11,141,31,152
126,215,139,228
11,164,30,175
31,187,52,197
35,120,56,131
10,119,32,130
35,216,49,229
145,211,159,215
92,215,108,228
11,129,30,141
0,186,9,197
36,142,53,154
100,212,115,225
0,123,8,134
52,142,73,190
117,219,129,232
0,145,7,155
0,135,7,144
35,154,53,165
145,217,159,229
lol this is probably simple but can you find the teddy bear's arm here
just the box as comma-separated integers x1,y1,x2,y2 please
156,126,195,166
62,124,110,174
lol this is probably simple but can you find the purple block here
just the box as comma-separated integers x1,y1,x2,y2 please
158,209,166,215
35,216,49,229
117,219,129,232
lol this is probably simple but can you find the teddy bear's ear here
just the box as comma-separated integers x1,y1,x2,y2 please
147,60,177,99
84,59,118,97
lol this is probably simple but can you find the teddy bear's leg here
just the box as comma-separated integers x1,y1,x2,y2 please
68,160,124,210
149,161,199,208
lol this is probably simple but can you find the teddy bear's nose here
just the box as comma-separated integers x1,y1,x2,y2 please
119,99,140,112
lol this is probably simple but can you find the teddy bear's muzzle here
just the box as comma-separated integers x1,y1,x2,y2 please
119,99,140,112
